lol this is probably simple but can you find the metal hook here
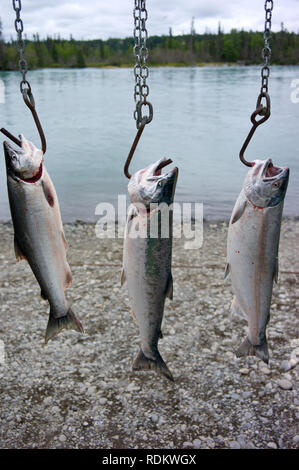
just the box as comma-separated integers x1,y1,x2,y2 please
124,118,147,179
1,86,46,155
22,87,47,155
239,91,271,167
0,128,22,148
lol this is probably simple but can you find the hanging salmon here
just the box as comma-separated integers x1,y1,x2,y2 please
225,158,289,363
122,158,178,381
3,135,83,343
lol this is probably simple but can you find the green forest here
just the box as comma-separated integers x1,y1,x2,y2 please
0,19,298,70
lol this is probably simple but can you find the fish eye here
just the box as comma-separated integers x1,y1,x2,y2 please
273,181,281,188
157,181,162,187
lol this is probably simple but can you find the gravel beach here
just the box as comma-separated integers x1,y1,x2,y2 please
0,219,298,449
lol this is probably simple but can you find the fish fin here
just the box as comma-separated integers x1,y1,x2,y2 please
165,273,173,300
64,269,72,290
42,179,55,207
236,336,269,364
120,268,126,287
231,199,247,224
61,231,68,250
40,290,48,301
130,308,137,324
273,257,279,284
127,205,138,222
14,236,27,261
45,307,84,344
224,262,230,280
231,296,246,318
132,348,174,382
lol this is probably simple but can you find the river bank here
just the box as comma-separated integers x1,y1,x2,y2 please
0,219,298,449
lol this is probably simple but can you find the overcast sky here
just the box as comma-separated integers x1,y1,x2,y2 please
1,0,299,41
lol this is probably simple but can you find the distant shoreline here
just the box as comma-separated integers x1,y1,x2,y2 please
1,62,299,72
1,215,298,226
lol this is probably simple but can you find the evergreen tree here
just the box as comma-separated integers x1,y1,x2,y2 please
0,17,5,70
0,29,298,69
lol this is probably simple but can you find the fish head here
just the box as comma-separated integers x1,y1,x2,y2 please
128,157,178,208
3,134,43,181
244,158,289,208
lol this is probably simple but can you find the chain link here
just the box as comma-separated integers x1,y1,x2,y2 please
261,0,273,94
133,0,153,128
12,0,31,93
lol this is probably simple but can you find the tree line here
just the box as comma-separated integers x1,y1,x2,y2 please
0,20,298,70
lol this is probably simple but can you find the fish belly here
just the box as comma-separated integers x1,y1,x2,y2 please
123,216,172,358
7,170,70,317
228,195,283,346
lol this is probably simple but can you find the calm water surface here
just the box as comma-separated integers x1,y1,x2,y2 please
0,66,298,221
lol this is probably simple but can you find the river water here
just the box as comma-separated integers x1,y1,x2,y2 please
0,65,298,221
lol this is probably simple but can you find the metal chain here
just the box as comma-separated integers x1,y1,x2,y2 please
239,1,274,167
133,0,153,128
12,0,31,94
3,0,47,154
261,0,273,94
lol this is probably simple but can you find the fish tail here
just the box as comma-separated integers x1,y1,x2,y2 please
132,348,174,382
45,307,84,344
236,336,269,364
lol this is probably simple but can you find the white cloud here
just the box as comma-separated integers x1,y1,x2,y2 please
1,0,298,41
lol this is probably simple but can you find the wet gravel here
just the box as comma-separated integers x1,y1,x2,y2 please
0,219,298,449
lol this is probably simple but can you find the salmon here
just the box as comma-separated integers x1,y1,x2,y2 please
122,158,178,381
3,135,83,343
226,158,289,363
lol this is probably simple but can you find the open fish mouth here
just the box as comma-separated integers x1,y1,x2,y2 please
262,159,289,181
154,158,173,175
149,158,178,180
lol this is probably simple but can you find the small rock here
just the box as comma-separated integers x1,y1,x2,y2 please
281,360,292,372
193,439,201,449
59,434,66,443
230,392,240,400
99,397,107,405
150,414,158,423
229,441,241,449
214,325,226,336
289,358,297,368
277,379,293,390
239,368,249,375
260,366,271,375
293,435,299,445
126,383,140,392
267,442,277,449
182,441,193,449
